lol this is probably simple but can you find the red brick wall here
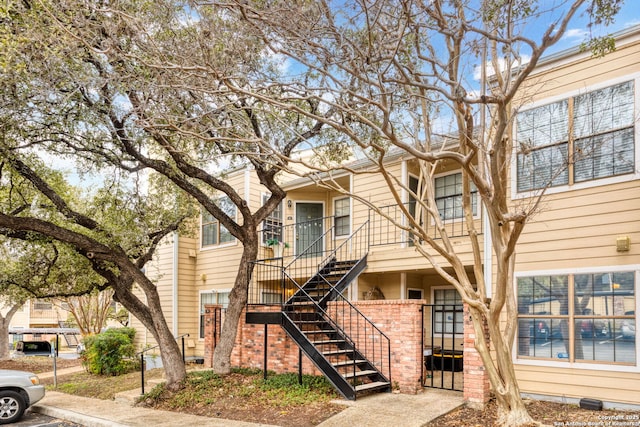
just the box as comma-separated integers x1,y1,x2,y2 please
339,300,424,394
229,305,321,375
204,300,490,400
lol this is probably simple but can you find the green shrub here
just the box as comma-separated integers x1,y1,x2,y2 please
82,328,138,376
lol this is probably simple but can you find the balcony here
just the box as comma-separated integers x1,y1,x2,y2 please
368,199,481,247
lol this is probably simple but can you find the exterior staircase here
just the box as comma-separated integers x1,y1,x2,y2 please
249,221,391,400
58,321,80,347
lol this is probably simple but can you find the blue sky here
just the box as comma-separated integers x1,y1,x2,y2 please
44,0,640,182
532,1,639,55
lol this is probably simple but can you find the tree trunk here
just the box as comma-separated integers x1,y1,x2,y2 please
469,305,536,427
112,275,187,391
0,304,22,360
150,315,186,389
0,317,11,360
212,239,259,374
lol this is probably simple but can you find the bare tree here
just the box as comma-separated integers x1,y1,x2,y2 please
215,1,622,424
58,289,116,337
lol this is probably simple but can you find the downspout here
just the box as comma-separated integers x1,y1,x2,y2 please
172,231,179,336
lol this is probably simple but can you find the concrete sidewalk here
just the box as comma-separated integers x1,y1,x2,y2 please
34,391,278,427
32,365,464,427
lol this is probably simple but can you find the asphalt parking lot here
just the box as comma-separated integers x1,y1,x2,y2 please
13,410,82,427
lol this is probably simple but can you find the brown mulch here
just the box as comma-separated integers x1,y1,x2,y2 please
430,397,640,426
139,371,345,427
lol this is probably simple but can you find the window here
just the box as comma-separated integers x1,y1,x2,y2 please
517,272,636,364
261,292,282,304
202,196,236,247
434,173,478,220
33,300,52,310
573,82,635,182
407,288,424,299
516,81,635,192
261,194,284,245
433,288,463,334
334,197,350,236
199,291,230,339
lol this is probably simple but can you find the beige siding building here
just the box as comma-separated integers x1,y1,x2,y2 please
509,27,640,406
140,26,640,406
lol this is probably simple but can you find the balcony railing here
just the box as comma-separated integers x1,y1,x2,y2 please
368,200,480,247
250,222,337,306
249,219,369,306
258,215,338,261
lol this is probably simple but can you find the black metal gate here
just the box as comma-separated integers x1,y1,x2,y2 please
422,304,464,391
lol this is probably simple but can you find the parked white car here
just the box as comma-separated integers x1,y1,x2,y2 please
621,320,636,339
0,370,45,424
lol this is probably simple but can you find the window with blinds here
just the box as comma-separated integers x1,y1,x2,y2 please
261,194,283,245
202,196,236,247
516,80,635,192
334,197,350,236
435,173,478,220
433,289,464,335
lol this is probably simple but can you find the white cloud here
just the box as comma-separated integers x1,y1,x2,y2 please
624,19,640,28
562,28,588,40
473,54,532,81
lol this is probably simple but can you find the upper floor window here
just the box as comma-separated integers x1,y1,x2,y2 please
261,194,283,245
202,196,236,247
334,197,350,236
516,80,635,192
434,173,477,220
33,300,53,310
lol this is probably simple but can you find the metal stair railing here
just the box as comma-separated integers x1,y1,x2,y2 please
282,268,389,395
249,220,391,397
320,281,391,387
284,222,391,390
303,222,370,304
283,225,338,291
136,333,191,395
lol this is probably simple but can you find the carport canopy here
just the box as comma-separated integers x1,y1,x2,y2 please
9,327,82,356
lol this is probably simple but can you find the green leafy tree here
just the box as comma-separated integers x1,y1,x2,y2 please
0,235,105,359
0,0,331,375
0,149,191,389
